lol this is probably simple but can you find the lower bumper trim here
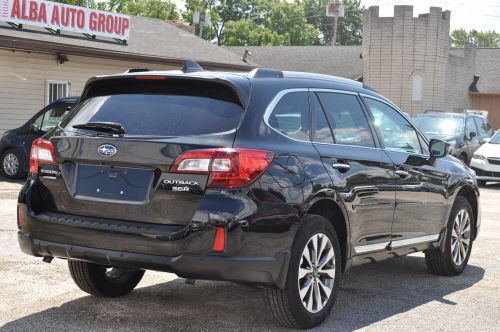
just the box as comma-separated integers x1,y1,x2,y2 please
18,232,290,288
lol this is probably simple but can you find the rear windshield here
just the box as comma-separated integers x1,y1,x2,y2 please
60,78,244,137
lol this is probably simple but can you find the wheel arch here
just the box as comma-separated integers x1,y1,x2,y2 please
457,184,479,241
307,198,350,271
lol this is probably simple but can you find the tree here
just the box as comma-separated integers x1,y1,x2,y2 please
303,0,364,45
451,28,500,48
184,0,319,46
224,19,288,46
98,0,179,21
52,0,98,8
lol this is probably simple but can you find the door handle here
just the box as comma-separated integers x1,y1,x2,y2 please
332,163,350,171
395,170,410,178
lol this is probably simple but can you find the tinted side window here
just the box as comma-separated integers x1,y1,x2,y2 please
311,93,334,143
364,98,422,154
466,117,477,136
317,92,375,148
474,118,488,136
474,117,489,136
41,106,71,131
268,91,310,141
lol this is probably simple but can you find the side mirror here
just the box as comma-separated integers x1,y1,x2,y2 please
480,138,491,145
429,139,448,158
469,131,477,139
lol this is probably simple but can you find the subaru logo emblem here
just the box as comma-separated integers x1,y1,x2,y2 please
97,144,117,157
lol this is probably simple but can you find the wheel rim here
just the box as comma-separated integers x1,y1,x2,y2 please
3,153,19,176
298,233,335,313
451,209,471,266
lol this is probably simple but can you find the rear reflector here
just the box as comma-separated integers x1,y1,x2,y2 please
170,148,274,188
30,138,58,174
17,204,23,229
212,227,225,251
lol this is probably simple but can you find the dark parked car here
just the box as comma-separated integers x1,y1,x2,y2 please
413,111,493,165
0,97,78,179
17,65,480,329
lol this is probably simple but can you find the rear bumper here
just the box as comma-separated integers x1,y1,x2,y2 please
18,232,289,288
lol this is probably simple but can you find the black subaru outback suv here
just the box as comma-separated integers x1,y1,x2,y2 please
18,64,480,329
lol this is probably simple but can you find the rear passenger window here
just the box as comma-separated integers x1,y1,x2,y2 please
317,92,375,148
311,93,334,143
474,117,489,136
268,91,310,140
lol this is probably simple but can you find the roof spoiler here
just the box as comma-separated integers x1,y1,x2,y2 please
182,59,204,73
250,68,284,79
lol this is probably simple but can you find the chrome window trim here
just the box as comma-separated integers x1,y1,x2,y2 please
360,93,431,158
311,141,382,151
354,233,440,254
262,88,311,143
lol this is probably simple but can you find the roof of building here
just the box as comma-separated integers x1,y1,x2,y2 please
453,48,500,94
0,16,251,70
226,46,363,80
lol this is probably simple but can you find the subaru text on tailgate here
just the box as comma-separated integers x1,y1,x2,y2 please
17,63,481,328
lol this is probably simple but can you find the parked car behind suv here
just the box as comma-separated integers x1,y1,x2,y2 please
0,97,77,179
471,130,500,186
17,65,480,329
413,111,493,165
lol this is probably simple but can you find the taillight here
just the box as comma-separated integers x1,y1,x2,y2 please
30,138,58,174
170,148,274,188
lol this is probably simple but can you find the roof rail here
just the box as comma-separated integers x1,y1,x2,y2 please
182,59,204,73
249,68,284,79
126,68,150,73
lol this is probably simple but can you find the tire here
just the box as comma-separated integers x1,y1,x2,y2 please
425,196,474,276
1,149,25,179
263,215,341,329
68,261,145,297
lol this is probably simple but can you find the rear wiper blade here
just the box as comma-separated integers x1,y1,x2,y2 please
72,122,125,135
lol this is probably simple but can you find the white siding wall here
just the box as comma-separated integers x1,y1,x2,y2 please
0,49,175,133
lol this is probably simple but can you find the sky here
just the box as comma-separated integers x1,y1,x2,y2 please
170,0,500,32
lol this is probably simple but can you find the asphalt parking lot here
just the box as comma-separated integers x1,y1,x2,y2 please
0,177,499,332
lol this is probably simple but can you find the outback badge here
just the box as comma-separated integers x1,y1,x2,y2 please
97,144,117,157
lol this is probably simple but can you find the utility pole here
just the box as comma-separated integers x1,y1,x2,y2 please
326,2,344,46
331,9,338,46
198,0,205,38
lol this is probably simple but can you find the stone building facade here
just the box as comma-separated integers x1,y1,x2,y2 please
362,5,476,116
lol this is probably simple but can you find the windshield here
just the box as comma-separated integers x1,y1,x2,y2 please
413,115,464,136
491,131,500,144
60,80,244,137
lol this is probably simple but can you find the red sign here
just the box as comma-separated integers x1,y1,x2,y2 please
0,0,130,40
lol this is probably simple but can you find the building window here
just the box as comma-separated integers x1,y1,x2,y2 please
45,80,71,105
412,74,423,102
